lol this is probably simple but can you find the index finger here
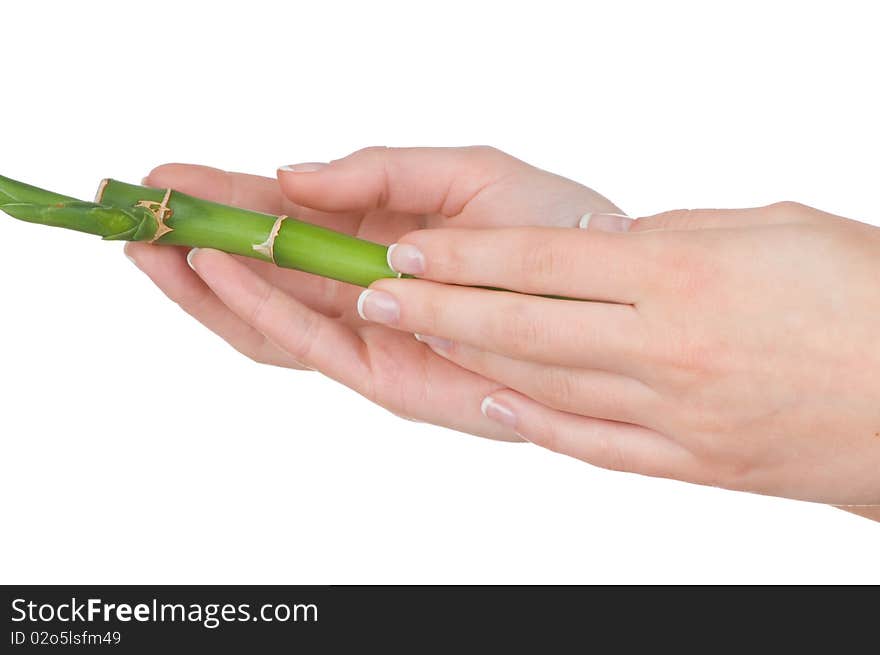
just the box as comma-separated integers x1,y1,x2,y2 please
389,227,658,303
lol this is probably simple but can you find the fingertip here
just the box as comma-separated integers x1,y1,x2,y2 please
275,161,334,204
579,212,633,232
277,162,328,174
146,163,227,193
386,241,426,276
182,247,233,280
124,241,155,260
123,242,139,267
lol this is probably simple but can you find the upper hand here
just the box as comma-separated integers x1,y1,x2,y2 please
362,202,880,504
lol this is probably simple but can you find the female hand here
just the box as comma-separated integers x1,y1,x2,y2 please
125,146,619,441
362,202,880,505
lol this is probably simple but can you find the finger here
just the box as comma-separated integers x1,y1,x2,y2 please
146,162,365,234
415,335,660,425
233,256,353,319
187,248,527,442
581,202,841,233
388,227,653,303
187,248,372,391
480,388,698,481
146,164,284,214
276,145,526,216
361,329,526,443
278,146,622,227
125,243,306,369
361,279,646,374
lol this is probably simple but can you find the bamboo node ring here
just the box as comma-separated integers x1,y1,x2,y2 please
135,188,175,243
252,214,288,263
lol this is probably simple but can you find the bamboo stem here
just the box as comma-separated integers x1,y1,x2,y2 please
98,179,397,287
1,174,398,288
1,174,580,302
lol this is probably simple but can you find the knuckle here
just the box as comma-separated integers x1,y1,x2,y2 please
348,145,389,162
246,283,276,329
488,299,543,353
536,367,578,409
765,200,808,216
465,145,505,162
521,238,566,280
593,432,631,473
281,311,320,362
430,236,468,278
655,242,719,297
361,340,411,415
640,209,696,231
411,291,445,335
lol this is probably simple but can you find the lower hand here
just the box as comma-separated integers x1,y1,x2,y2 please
125,146,619,441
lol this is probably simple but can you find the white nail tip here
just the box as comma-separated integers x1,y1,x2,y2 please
414,333,425,343
278,165,296,172
386,243,399,273
578,213,592,229
356,289,372,321
186,248,199,271
480,396,494,418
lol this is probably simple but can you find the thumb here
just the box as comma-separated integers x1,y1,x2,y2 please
276,145,524,216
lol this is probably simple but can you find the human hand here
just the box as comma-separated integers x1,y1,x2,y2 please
361,202,880,504
125,146,619,441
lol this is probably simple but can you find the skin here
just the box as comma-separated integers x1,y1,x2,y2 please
370,201,880,507
125,146,620,442
126,146,880,513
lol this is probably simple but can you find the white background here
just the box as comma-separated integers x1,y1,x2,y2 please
1,0,878,584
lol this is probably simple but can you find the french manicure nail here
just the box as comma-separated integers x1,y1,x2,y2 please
387,243,426,275
278,162,328,173
579,212,633,232
480,395,517,428
186,248,200,271
414,333,452,354
357,289,400,324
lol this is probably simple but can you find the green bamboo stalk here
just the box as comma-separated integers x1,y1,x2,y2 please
2,174,575,301
0,174,397,287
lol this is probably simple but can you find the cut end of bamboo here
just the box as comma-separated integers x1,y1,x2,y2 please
94,178,110,204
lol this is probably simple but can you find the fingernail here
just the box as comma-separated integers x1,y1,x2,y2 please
480,395,517,428
278,162,328,173
187,248,200,271
356,289,400,325
414,333,452,354
579,212,633,232
387,243,425,275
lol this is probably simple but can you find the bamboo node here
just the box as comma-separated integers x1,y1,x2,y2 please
252,214,288,263
135,188,174,243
